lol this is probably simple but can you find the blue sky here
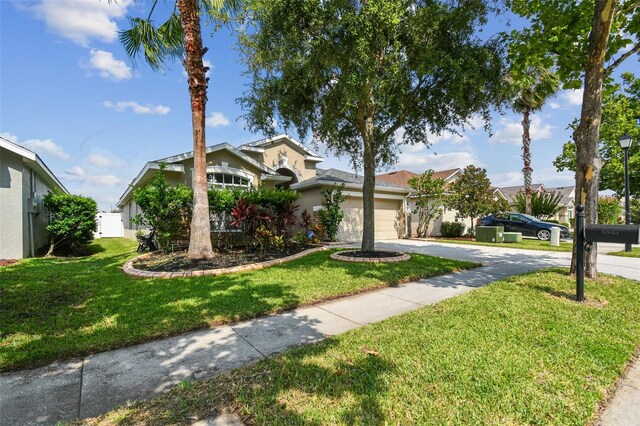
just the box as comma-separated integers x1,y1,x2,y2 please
1,1,636,211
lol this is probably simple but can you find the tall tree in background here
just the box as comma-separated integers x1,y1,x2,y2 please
554,72,640,198
119,0,238,259
445,165,504,233
507,0,639,277
408,170,446,238
510,67,559,215
239,0,506,252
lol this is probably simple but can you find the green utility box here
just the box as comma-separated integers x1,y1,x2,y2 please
503,232,523,243
476,226,504,243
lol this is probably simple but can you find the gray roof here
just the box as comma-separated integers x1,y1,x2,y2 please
499,184,546,201
292,168,408,190
546,186,575,206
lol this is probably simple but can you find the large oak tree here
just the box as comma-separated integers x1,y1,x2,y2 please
507,0,639,277
239,0,506,252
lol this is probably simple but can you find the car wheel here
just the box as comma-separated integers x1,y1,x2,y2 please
537,229,551,241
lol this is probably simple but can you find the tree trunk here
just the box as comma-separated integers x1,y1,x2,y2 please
179,0,215,260
570,0,615,278
521,107,533,215
361,123,376,252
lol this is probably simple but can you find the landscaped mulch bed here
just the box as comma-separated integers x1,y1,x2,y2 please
0,260,18,267
133,246,313,272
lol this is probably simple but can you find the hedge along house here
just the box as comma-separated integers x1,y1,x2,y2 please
117,134,415,242
0,136,69,259
117,135,319,239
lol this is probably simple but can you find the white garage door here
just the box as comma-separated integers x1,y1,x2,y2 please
337,198,402,242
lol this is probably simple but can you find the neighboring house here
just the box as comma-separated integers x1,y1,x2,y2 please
375,168,467,237
498,184,575,224
118,134,410,242
0,136,69,259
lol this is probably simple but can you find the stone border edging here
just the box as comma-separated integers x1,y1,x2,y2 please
330,250,410,263
123,246,329,279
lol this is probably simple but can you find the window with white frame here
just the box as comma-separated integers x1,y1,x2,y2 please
206,173,251,189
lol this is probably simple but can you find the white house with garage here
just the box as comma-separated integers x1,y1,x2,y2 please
0,136,69,259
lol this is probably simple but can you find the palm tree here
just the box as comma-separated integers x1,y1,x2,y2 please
511,67,560,215
119,0,238,259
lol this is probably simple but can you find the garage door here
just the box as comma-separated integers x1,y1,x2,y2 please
337,198,402,242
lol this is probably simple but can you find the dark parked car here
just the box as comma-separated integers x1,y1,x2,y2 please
477,213,571,241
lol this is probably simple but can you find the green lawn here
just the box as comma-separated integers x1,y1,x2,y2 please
431,237,573,252
84,269,640,426
0,238,476,371
607,247,640,258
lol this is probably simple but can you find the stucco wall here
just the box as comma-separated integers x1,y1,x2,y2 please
0,148,24,259
24,168,53,255
260,140,317,182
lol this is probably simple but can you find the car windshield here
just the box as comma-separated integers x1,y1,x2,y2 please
518,214,541,222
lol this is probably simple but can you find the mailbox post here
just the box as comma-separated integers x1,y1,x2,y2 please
575,205,585,302
575,203,640,302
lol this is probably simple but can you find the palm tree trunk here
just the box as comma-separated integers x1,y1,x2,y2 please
570,0,615,278
179,0,215,260
521,107,533,215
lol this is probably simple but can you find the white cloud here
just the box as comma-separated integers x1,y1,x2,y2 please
489,168,575,189
396,150,480,172
430,131,468,145
86,154,113,168
103,100,170,115
86,50,132,81
549,102,561,110
489,116,554,145
560,88,583,106
65,166,85,176
0,132,18,143
21,139,71,160
33,0,131,46
206,112,230,128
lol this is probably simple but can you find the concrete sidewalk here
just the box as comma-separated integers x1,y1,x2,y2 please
1,240,637,425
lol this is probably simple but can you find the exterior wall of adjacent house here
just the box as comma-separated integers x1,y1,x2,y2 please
1,147,55,259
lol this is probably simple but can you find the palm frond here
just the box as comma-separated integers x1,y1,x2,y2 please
119,13,185,71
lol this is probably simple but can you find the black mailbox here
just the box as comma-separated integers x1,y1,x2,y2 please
585,224,640,244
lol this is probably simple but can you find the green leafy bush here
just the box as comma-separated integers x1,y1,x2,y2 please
132,170,193,252
43,192,97,256
631,198,639,224
598,195,622,225
440,221,465,238
318,184,346,241
545,219,560,224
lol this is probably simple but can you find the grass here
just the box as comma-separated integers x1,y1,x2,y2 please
607,247,640,258
0,238,476,371
82,269,640,426
431,237,573,252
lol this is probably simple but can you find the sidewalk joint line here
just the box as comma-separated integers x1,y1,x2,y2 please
314,305,364,326
230,328,267,359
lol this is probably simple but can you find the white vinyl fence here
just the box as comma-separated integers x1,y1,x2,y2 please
94,213,124,238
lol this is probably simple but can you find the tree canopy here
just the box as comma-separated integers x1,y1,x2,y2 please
554,72,640,197
239,0,507,250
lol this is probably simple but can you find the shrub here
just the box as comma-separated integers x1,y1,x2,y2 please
318,184,346,241
545,219,560,224
440,221,465,238
561,222,570,228
512,191,562,219
631,198,639,224
132,170,193,252
43,192,98,256
598,195,622,225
